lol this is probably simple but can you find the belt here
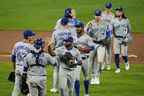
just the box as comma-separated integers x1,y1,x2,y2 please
81,55,89,60
30,64,45,67
115,35,124,38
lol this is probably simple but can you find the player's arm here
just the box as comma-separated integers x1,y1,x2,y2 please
85,21,93,37
47,31,56,56
11,46,16,72
127,19,132,34
46,53,57,66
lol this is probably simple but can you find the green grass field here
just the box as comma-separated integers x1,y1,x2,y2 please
0,62,144,96
0,0,144,32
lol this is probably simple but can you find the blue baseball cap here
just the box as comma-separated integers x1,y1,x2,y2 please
105,2,112,9
34,38,45,49
75,20,84,28
61,17,69,26
95,9,102,16
23,30,35,39
64,8,72,18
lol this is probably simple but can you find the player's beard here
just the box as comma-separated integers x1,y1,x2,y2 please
65,43,73,49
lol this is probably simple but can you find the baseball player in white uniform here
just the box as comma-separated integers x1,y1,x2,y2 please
23,38,57,96
102,2,114,70
74,21,96,96
11,30,35,96
85,9,110,85
54,36,82,96
112,7,132,73
50,17,77,93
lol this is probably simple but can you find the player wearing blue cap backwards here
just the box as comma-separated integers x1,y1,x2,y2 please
74,21,96,96
54,8,78,30
85,9,111,85
101,2,114,70
23,38,57,96
11,30,36,96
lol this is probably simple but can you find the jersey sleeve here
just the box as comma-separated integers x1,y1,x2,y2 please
45,53,56,65
54,19,62,30
51,31,57,47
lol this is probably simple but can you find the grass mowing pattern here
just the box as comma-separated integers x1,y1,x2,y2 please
0,62,144,96
0,0,144,32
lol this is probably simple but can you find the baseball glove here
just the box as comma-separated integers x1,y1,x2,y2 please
60,52,77,68
78,47,92,53
8,72,15,82
21,73,29,95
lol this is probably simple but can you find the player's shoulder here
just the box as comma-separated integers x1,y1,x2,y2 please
13,41,25,48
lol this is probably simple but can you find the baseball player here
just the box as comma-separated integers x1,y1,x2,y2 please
85,9,110,85
54,36,81,96
23,38,56,96
74,21,96,96
102,2,114,70
112,7,132,73
54,8,78,30
50,17,77,93
11,30,36,96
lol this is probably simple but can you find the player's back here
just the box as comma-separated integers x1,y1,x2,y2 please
12,41,33,65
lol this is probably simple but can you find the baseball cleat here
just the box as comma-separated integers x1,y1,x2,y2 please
93,77,100,85
90,78,95,85
115,68,121,74
91,77,100,85
125,62,130,70
50,88,58,93
84,94,89,96
106,65,111,71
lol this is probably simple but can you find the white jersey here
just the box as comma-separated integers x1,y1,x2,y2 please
11,41,33,74
52,27,77,48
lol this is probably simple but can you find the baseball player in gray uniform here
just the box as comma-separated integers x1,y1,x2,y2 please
54,36,81,96
11,30,36,96
112,7,132,73
102,2,114,70
23,38,57,96
50,17,77,93
85,9,110,85
74,21,96,96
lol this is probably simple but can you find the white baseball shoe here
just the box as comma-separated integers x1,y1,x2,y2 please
106,65,111,71
115,68,121,74
26,94,30,96
125,62,130,71
50,88,58,93
84,94,89,96
90,78,95,85
93,77,100,85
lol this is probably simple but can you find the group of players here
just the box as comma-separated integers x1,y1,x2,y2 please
11,2,132,96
